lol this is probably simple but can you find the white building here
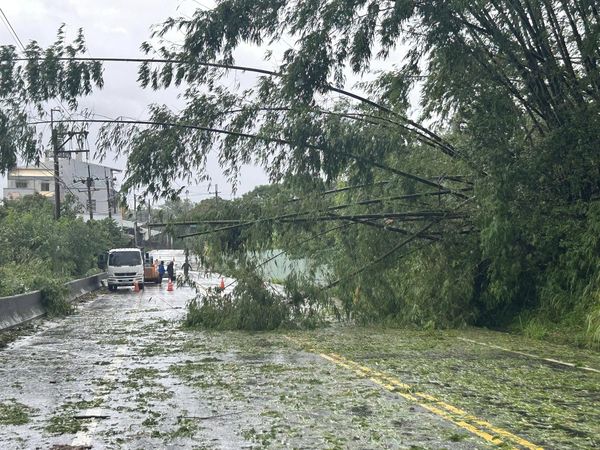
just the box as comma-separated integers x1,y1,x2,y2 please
3,158,121,221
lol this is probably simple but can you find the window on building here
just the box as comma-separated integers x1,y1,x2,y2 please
41,182,50,191
15,181,28,189
88,199,97,212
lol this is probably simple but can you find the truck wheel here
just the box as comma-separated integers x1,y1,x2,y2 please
108,284,115,292
140,283,145,290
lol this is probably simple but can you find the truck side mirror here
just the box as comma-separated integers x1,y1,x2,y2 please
97,253,107,270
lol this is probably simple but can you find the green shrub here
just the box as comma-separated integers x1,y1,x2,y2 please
0,260,72,316
0,195,129,279
520,317,549,340
185,270,289,331
586,304,600,349
0,260,59,296
39,279,72,317
0,196,129,317
283,272,329,327
510,202,600,348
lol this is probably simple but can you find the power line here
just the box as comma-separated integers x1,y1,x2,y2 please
222,222,353,290
0,9,74,120
33,159,81,204
15,142,106,215
324,197,473,289
0,6,83,202
23,118,463,196
0,7,25,50
9,55,460,159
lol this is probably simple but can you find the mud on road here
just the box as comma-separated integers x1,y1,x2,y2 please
0,280,599,449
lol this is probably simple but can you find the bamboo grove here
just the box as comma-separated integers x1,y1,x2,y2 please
1,1,600,344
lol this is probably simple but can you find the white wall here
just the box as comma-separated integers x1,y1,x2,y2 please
59,159,118,219
3,160,120,221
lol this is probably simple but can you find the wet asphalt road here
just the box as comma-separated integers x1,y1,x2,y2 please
0,277,486,448
0,287,473,449
0,252,598,449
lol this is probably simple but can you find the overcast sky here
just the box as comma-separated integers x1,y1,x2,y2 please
0,1,418,205
0,0,274,202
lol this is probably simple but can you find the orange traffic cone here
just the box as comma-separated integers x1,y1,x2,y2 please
220,278,225,290
167,280,174,292
134,281,140,292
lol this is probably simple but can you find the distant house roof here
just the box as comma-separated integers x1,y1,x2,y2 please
9,160,122,177
9,168,53,178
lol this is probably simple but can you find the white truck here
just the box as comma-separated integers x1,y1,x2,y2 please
98,248,145,291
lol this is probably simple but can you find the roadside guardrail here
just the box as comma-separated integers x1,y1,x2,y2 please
0,272,107,331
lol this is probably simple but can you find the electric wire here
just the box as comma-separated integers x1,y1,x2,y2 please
10,55,461,159
0,7,25,50
23,117,464,197
0,9,87,208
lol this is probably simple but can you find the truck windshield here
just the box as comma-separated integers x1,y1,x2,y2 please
108,251,141,267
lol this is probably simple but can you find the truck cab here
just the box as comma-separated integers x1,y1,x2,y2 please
100,248,145,291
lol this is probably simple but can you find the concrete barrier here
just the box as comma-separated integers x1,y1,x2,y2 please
65,272,107,302
0,272,107,331
0,291,44,331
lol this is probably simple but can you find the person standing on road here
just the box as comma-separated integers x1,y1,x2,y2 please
167,260,175,282
182,248,192,278
182,261,191,278
182,252,192,278
158,261,166,284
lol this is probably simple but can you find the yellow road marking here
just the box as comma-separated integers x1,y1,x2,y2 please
288,337,542,450
457,337,600,374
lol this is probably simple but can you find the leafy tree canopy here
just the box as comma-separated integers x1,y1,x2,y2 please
112,1,600,343
1,4,600,342
0,25,103,172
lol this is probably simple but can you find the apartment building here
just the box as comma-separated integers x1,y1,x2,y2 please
3,158,121,220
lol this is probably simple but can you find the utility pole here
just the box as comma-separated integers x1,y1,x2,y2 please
113,183,117,215
86,166,94,220
133,193,138,248
50,108,89,220
215,184,219,204
51,109,60,220
147,201,151,241
74,172,101,220
104,169,112,219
